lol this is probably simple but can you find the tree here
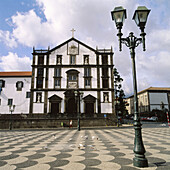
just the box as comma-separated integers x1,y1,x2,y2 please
113,68,128,118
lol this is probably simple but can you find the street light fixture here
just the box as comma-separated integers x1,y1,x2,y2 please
74,90,84,131
111,6,150,168
9,105,15,130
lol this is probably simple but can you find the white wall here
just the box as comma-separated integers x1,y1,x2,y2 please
0,77,31,114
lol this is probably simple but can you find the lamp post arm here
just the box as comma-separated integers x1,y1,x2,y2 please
119,32,144,51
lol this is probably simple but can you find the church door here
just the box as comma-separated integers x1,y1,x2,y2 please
48,95,62,117
85,103,94,117
67,98,77,116
51,102,59,115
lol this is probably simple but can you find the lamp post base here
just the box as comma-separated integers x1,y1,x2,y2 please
133,157,148,168
9,122,12,130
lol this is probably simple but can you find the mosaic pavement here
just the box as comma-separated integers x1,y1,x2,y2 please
0,127,170,170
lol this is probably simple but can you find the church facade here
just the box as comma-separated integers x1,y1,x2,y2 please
0,37,116,119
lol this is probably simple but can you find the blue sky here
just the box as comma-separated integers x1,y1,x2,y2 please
0,0,170,96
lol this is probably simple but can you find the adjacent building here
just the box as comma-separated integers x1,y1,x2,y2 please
0,72,32,114
125,87,170,115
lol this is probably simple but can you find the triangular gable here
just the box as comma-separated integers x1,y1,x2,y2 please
49,37,96,53
48,94,62,102
83,94,96,102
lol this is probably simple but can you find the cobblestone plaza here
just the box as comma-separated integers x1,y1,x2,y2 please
0,126,170,169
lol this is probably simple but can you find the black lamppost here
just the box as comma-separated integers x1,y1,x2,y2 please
74,90,84,131
111,6,150,168
9,105,15,130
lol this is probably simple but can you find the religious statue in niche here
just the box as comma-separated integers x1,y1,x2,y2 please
68,41,79,55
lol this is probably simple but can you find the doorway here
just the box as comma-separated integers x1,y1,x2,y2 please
51,102,59,115
85,103,94,117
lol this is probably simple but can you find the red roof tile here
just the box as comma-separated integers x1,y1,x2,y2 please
0,71,32,77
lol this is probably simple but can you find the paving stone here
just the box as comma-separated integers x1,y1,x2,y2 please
0,127,170,169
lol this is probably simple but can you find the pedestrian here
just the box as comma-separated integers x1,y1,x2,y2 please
69,120,72,128
61,122,63,128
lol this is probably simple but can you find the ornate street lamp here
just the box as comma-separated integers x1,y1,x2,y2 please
74,91,84,131
111,6,150,168
9,105,15,130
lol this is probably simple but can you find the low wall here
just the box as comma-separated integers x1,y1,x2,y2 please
0,115,116,129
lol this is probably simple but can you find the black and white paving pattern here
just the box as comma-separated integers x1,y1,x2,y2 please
0,127,170,170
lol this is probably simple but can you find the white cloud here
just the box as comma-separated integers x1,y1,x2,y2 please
0,52,32,71
11,10,58,47
1,0,170,96
0,30,17,48
148,29,170,52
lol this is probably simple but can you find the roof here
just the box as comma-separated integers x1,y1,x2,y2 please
0,71,32,77
138,87,170,94
49,37,96,53
127,87,170,99
33,37,113,55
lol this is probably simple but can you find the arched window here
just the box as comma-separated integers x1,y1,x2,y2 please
16,81,24,91
66,69,79,88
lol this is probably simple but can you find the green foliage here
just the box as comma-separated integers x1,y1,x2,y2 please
114,67,127,117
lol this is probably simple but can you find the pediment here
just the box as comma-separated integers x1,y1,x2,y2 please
48,95,62,102
49,37,96,53
83,94,96,102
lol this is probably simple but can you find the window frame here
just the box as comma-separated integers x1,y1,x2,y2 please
16,81,24,91
102,78,109,88
70,55,76,65
26,92,31,98
38,55,44,65
54,79,61,88
36,77,43,88
8,99,13,105
84,78,91,88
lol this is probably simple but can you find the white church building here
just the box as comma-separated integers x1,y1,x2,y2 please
0,37,116,119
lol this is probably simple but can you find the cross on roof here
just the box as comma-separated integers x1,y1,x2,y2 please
71,28,76,38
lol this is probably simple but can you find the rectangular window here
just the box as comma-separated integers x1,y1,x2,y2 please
26,92,31,98
0,80,5,88
55,68,61,77
36,92,42,103
37,68,44,76
84,68,91,77
8,99,13,105
102,55,108,65
38,55,44,65
70,55,76,64
102,68,108,77
37,77,43,88
54,79,61,88
85,78,91,87
103,79,109,88
0,99,1,105
69,75,77,81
